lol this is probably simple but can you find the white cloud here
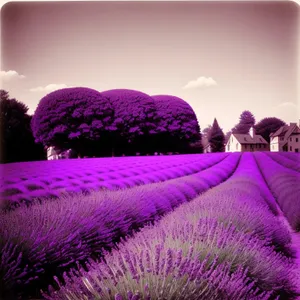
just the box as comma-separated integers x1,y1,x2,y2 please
0,70,25,81
272,101,299,123
183,76,217,90
276,102,297,109
29,83,71,92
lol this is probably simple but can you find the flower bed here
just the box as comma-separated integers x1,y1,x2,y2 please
44,154,299,300
0,153,228,210
0,153,240,299
254,152,300,232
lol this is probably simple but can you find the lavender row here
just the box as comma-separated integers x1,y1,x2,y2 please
1,153,222,181
264,152,300,173
0,153,227,210
0,153,240,299
254,152,300,232
44,154,299,299
278,152,300,163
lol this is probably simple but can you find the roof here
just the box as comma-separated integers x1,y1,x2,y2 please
270,123,300,141
232,133,268,145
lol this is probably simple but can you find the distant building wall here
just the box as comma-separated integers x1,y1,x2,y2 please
226,135,241,152
287,134,300,152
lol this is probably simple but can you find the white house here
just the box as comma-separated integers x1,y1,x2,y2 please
270,122,300,152
226,127,269,152
46,146,71,160
202,136,212,153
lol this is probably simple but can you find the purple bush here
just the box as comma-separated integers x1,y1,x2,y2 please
151,95,201,152
151,95,200,139
100,89,157,147
31,87,115,155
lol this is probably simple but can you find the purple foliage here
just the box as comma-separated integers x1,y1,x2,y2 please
101,89,157,139
265,152,300,173
254,152,300,231
0,154,227,210
43,154,298,299
151,95,200,141
31,87,114,147
0,154,239,298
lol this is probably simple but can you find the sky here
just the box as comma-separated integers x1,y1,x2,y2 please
0,1,299,133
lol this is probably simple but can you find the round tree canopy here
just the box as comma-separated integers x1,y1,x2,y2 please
151,95,200,141
100,89,157,137
31,87,114,148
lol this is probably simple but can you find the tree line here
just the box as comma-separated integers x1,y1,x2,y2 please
0,87,286,163
203,110,286,153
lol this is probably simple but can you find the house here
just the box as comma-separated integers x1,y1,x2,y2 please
46,146,71,160
202,136,212,153
270,122,300,152
226,127,269,152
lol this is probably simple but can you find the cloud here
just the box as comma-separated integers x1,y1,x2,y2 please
272,101,299,123
183,76,217,90
276,102,297,109
0,70,25,81
29,83,71,92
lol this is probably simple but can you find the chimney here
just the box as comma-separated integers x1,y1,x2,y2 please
249,127,254,138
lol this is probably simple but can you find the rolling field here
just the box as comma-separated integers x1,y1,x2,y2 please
0,152,300,300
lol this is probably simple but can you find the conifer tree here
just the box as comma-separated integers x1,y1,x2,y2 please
209,118,225,152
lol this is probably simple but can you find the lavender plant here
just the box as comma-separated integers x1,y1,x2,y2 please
254,152,300,232
0,153,227,211
0,154,239,299
265,152,300,173
43,156,299,299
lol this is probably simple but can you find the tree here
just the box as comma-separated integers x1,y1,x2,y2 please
151,95,202,153
31,87,116,157
209,118,225,152
202,125,212,139
101,89,157,155
0,90,46,163
232,110,256,134
224,131,231,144
254,117,286,143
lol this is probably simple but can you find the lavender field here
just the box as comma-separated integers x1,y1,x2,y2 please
0,152,300,300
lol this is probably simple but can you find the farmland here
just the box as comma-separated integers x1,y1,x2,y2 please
0,152,300,300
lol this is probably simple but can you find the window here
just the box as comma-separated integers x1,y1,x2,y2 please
236,143,238,150
296,138,299,142
290,137,292,142
290,146,292,151
280,137,284,141
259,144,261,148
296,149,299,153
245,145,247,149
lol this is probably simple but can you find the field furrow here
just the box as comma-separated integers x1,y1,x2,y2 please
0,153,228,211
0,153,240,300
253,152,300,232
43,152,299,300
264,152,300,173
